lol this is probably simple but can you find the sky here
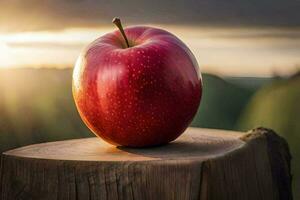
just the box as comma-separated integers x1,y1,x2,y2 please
0,0,299,76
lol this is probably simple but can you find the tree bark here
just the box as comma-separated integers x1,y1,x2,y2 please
0,127,292,200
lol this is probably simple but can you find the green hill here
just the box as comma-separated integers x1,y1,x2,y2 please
191,74,254,130
237,75,300,199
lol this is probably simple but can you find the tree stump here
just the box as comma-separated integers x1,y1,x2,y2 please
0,127,292,200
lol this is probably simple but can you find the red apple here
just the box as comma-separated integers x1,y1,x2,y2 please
73,18,202,147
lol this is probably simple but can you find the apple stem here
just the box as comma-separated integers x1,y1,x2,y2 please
112,17,130,48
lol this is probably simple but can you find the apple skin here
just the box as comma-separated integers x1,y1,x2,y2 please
73,26,202,147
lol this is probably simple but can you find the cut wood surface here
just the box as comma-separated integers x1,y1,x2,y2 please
0,127,292,200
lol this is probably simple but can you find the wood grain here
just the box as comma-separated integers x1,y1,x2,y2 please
0,127,292,200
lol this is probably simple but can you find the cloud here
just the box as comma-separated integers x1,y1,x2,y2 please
0,0,299,32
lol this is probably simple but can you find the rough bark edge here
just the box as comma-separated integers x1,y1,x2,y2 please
199,127,293,200
200,129,274,199
244,127,293,200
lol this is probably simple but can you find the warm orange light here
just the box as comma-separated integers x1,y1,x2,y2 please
0,26,299,76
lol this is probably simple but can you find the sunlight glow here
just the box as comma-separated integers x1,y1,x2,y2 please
0,42,12,67
0,28,110,68
0,26,299,76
